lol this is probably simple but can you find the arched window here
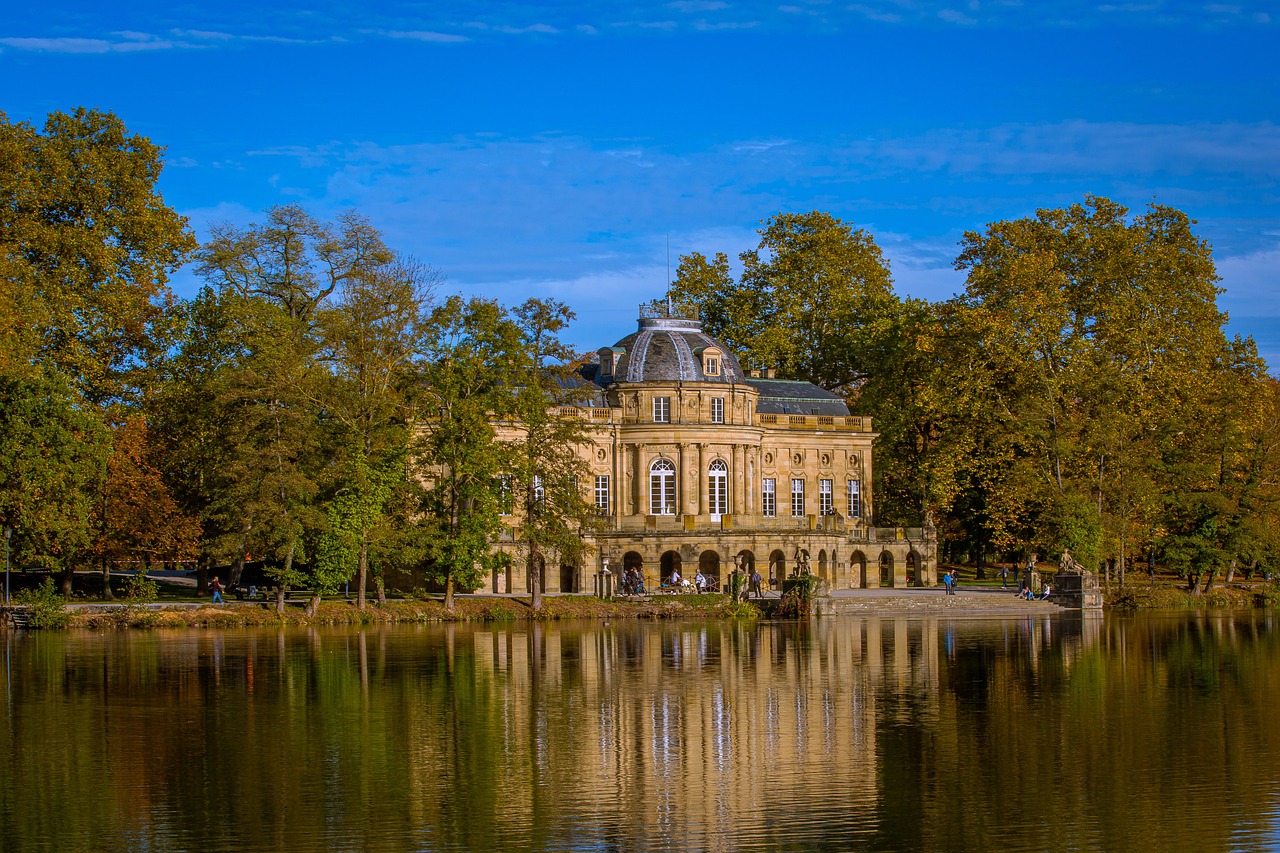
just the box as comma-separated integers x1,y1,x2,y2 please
708,459,728,518
650,458,677,515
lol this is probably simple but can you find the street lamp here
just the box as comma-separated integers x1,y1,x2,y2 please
4,526,11,607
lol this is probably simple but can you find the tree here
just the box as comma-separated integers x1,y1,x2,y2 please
954,196,1235,577
0,372,110,584
415,296,524,610
0,108,195,407
508,299,598,611
671,211,897,393
92,416,200,594
316,254,438,608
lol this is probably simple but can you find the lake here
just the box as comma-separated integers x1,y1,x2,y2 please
2,612,1278,852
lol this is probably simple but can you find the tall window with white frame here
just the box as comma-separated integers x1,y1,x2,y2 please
653,396,670,423
710,397,724,424
532,475,544,504
594,475,610,516
819,479,834,516
847,479,861,518
762,478,776,517
650,458,677,515
791,478,805,517
708,459,728,518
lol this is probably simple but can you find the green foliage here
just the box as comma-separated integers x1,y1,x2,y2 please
0,107,195,406
121,573,159,604
0,371,110,567
672,211,896,394
13,578,72,629
1048,493,1104,570
720,599,761,619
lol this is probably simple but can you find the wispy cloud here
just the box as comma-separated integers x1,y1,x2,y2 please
381,29,470,43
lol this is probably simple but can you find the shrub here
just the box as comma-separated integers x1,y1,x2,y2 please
121,574,159,604
13,578,72,629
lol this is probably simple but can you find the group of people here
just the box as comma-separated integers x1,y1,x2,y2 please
620,567,647,596
941,568,960,595
1019,583,1051,601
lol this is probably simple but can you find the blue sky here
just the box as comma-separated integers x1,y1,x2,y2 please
4,1,1278,367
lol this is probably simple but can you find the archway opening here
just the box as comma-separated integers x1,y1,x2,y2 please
817,549,829,581
879,551,894,587
906,551,919,587
559,562,578,593
660,550,682,586
768,549,786,590
698,550,721,588
851,551,867,589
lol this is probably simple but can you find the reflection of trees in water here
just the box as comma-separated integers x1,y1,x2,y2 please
1,614,1278,851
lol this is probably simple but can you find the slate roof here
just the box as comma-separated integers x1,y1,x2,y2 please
605,317,746,384
746,378,850,416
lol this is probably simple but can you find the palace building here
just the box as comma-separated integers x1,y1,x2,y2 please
491,300,937,594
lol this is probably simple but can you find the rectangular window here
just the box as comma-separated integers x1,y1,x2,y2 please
595,475,610,516
711,397,724,424
762,478,776,517
705,356,720,376
497,476,513,516
791,478,805,517
819,479,834,516
653,396,670,423
848,479,861,518
532,475,544,504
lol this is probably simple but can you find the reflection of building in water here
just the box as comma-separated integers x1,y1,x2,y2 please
489,299,937,594
465,618,956,849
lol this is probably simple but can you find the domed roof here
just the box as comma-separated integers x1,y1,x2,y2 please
602,310,745,384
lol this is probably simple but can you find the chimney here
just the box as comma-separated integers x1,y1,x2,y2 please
749,369,761,378
764,368,776,379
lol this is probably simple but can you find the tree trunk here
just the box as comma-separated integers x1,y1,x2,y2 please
196,555,209,597
60,563,74,597
307,593,322,618
444,573,455,612
375,575,386,607
101,556,113,600
1118,541,1126,589
356,536,368,609
1226,560,1236,584
276,583,286,615
530,548,543,612
229,553,246,588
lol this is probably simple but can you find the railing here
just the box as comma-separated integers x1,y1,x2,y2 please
757,414,870,430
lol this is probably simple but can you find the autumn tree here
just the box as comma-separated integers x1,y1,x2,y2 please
92,417,200,595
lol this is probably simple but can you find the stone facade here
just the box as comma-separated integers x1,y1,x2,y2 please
490,301,937,594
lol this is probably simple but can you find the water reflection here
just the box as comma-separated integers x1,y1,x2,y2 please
1,613,1278,852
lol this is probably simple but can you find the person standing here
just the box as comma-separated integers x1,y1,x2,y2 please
950,568,959,593
210,576,224,604
943,570,954,595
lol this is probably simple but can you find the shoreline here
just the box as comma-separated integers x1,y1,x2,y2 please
5,581,1274,630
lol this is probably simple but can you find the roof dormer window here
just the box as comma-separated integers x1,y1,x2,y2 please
694,345,724,379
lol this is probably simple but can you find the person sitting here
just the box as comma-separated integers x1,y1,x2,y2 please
667,569,682,590
1039,584,1052,601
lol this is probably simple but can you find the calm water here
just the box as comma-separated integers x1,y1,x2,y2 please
2,613,1279,853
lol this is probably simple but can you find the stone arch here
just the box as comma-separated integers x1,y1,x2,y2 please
660,550,682,585
698,550,721,586
817,549,829,581
906,551,919,587
768,549,787,588
851,550,867,589
878,551,894,588
559,561,578,593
